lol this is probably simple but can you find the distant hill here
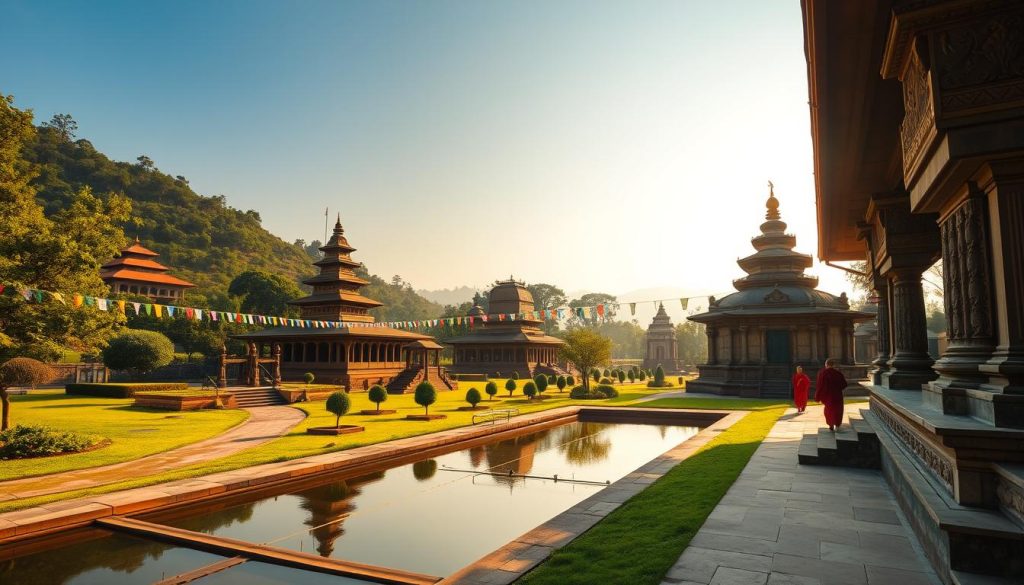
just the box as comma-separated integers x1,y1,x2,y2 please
25,121,443,320
416,285,481,307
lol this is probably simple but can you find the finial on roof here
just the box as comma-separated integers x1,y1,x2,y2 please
765,180,780,220
333,214,344,234
134,236,140,244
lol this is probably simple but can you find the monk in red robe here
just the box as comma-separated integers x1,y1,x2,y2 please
815,358,847,431
792,365,810,413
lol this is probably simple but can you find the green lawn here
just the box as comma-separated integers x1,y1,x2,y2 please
0,392,248,481
520,407,786,585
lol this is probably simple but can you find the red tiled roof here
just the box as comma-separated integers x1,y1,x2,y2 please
101,269,195,287
120,243,160,257
99,257,170,271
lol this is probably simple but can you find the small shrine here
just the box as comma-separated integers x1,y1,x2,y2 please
687,184,872,397
444,278,567,379
235,217,456,393
643,303,681,372
100,238,195,302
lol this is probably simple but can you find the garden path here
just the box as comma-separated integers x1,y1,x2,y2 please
0,405,305,502
660,403,940,585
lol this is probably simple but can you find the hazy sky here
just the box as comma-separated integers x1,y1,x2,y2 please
1,0,858,301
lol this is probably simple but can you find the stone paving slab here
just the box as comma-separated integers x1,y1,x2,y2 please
0,405,306,502
660,403,941,585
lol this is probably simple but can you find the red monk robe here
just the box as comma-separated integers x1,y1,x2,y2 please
815,364,848,431
792,369,810,413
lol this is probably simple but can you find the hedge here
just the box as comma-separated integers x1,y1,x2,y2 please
65,382,189,398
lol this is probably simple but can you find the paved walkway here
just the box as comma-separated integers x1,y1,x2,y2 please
0,406,305,501
661,403,940,585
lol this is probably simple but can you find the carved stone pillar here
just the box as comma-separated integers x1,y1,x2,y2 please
272,344,282,388
844,324,856,364
978,160,1024,400
872,280,892,384
759,326,767,364
218,345,228,389
706,327,718,365
738,326,749,364
883,267,937,390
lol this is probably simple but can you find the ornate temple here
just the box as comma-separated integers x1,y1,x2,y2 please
236,218,456,393
797,1,1024,580
444,278,566,379
687,186,872,397
100,238,195,302
642,304,681,372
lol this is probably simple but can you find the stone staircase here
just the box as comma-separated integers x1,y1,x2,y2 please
798,409,880,469
230,387,287,408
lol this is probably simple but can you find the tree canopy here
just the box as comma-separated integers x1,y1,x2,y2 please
558,328,612,392
228,270,304,316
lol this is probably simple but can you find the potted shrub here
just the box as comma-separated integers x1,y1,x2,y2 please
458,387,487,411
307,391,364,435
522,381,537,400
485,380,498,401
505,378,516,397
361,384,396,415
407,381,445,420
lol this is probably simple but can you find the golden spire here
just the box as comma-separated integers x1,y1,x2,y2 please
765,180,780,220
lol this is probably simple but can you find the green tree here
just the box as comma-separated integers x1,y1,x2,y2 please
227,270,303,316
414,381,437,415
101,329,174,375
628,369,636,383
556,375,567,392
527,283,567,333
0,96,130,361
617,369,626,384
505,378,517,397
368,384,388,412
675,320,708,366
465,387,481,407
326,391,350,427
558,328,612,393
534,374,548,394
653,364,667,387
485,380,498,400
523,381,537,400
0,358,56,430
41,113,77,142
592,369,600,383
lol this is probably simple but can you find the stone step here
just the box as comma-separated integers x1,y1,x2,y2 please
850,409,877,439
797,433,821,465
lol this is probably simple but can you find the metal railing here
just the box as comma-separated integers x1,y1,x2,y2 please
472,408,519,425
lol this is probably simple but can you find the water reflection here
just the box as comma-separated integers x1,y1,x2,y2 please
296,471,384,557
0,532,224,585
156,421,699,577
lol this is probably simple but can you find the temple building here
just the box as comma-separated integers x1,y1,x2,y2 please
643,304,681,372
687,187,872,397
100,238,194,302
800,1,1024,581
235,218,455,393
444,278,566,379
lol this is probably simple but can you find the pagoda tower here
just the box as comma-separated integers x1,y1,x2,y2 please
687,184,871,397
100,238,194,302
643,303,681,372
289,217,382,323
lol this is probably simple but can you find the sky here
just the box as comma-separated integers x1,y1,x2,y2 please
1,0,859,307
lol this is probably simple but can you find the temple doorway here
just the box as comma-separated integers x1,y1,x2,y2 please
766,330,791,364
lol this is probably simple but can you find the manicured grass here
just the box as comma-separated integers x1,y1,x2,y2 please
519,407,786,585
0,393,248,481
0,380,668,512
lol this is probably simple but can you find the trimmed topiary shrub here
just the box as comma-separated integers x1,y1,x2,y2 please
505,378,517,397
534,375,548,394
326,391,351,427
304,372,315,385
485,381,498,400
65,382,188,398
599,377,613,384
101,329,175,375
548,374,557,385
0,425,93,459
466,387,482,407
595,384,618,398
368,385,388,412
566,375,575,386
628,369,636,383
592,370,600,383
556,375,567,392
638,370,647,381
646,364,673,388
523,381,537,400
569,384,617,399
511,371,519,380
412,459,438,481
617,370,626,384
415,381,437,415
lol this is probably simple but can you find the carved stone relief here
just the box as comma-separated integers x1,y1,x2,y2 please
901,47,935,178
874,402,955,492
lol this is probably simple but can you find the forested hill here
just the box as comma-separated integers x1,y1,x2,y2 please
26,124,316,304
